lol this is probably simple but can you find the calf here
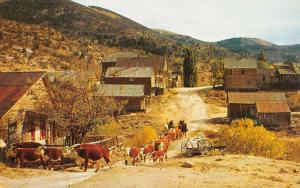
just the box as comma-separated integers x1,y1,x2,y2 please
152,150,167,163
76,144,112,172
44,147,64,170
14,147,46,169
125,146,142,166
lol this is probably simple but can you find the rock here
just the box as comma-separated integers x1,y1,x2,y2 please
293,169,298,173
215,158,222,161
182,161,194,168
279,168,288,173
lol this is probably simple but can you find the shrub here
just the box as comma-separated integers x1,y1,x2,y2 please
92,120,121,137
129,126,157,147
219,119,286,159
285,139,300,162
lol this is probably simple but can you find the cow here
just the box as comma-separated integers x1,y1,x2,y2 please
142,144,154,162
153,139,168,162
7,147,46,169
75,144,112,172
44,147,64,170
12,142,43,149
124,146,142,166
152,150,167,163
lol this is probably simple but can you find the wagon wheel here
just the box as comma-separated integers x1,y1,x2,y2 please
181,140,193,157
198,139,212,155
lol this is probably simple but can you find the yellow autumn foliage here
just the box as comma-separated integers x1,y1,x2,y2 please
220,119,286,159
129,126,157,147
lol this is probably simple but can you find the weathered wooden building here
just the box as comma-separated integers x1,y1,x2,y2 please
256,69,277,89
103,67,155,96
115,56,168,93
275,63,300,89
0,72,52,145
101,51,139,76
97,84,146,111
227,92,291,128
224,58,258,91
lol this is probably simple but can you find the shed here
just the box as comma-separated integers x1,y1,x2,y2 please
224,58,258,91
97,84,146,111
103,67,155,96
0,72,52,145
227,92,291,128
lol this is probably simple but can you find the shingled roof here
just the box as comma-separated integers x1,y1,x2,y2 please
0,72,46,118
105,67,154,78
115,57,166,73
224,58,258,69
228,92,287,104
97,84,144,97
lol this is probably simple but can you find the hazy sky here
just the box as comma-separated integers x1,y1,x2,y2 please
73,0,300,45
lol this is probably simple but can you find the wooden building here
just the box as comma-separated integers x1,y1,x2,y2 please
101,51,139,76
224,58,258,91
103,67,155,97
275,63,300,89
97,84,146,111
115,56,168,94
256,69,277,89
0,72,52,145
227,92,291,129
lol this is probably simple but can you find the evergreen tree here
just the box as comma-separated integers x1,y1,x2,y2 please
183,49,197,87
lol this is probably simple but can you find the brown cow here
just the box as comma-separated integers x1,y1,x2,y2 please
152,150,167,163
76,144,112,172
125,146,142,166
14,147,46,169
44,147,64,170
142,144,154,162
12,142,43,148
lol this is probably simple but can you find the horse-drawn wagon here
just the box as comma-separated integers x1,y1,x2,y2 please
181,136,225,157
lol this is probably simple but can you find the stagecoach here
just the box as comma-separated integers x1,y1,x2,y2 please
181,136,225,157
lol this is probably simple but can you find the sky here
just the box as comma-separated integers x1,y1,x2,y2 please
73,0,300,45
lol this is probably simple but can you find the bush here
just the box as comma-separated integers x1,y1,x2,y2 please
92,120,121,137
219,119,286,159
129,126,157,147
285,139,300,162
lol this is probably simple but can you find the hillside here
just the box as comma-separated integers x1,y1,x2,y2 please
0,18,116,72
216,37,300,63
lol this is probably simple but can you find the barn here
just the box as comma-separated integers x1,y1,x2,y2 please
103,67,155,97
227,92,291,129
0,72,52,145
224,58,258,91
115,56,168,94
97,84,146,111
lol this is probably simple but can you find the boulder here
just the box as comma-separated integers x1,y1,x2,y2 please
182,161,194,168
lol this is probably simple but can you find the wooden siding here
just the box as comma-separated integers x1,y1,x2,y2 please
116,96,146,111
224,68,257,91
228,104,256,119
257,112,290,128
0,77,50,144
103,77,154,96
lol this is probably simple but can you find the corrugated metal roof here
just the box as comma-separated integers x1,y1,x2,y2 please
102,51,139,63
105,67,154,78
0,72,46,118
228,92,287,104
224,58,258,69
97,84,144,97
115,57,166,73
256,103,290,113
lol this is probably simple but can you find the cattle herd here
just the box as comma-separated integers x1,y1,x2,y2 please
1,121,187,172
124,126,184,166
5,142,112,172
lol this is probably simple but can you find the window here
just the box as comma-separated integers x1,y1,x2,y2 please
230,69,233,75
241,69,245,75
262,76,266,82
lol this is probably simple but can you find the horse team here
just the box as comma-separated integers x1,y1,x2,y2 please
125,120,187,166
